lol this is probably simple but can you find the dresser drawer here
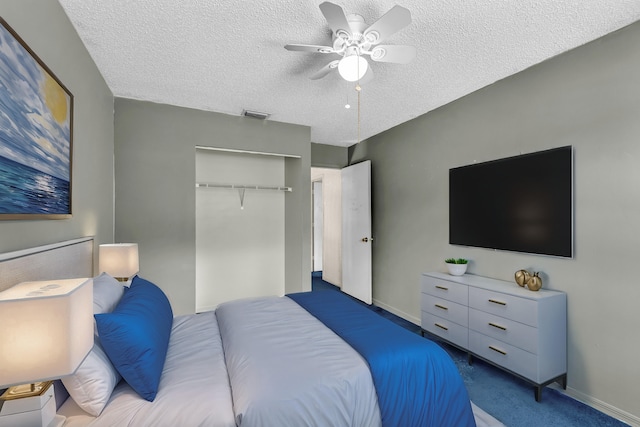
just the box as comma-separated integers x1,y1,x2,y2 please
469,287,538,327
469,308,538,354
469,330,538,382
421,312,468,349
422,295,468,327
421,276,468,305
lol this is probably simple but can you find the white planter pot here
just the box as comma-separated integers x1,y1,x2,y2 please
446,263,468,276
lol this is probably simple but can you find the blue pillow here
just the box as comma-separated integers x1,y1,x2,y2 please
95,276,173,401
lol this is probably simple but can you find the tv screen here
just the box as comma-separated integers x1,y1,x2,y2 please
449,146,573,258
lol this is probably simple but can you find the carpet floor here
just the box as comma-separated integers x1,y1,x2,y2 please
311,272,629,427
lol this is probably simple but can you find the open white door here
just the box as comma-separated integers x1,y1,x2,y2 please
341,160,372,304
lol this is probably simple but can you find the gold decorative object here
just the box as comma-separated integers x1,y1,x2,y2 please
514,269,530,287
514,269,543,291
526,272,543,291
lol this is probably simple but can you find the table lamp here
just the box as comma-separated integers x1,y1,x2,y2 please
98,243,139,282
0,278,93,427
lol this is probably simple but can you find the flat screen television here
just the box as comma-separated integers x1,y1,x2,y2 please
449,146,573,258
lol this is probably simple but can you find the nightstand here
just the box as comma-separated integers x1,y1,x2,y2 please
0,382,64,427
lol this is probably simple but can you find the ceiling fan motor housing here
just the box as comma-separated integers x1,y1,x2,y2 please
333,14,372,56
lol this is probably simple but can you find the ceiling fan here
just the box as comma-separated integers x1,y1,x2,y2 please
285,2,416,82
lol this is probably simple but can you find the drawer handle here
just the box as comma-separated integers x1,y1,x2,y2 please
435,323,448,331
488,299,507,306
435,304,448,311
435,285,449,291
489,345,507,356
489,322,507,331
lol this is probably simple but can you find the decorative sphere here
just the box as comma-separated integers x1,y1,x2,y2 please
526,273,543,291
514,270,530,287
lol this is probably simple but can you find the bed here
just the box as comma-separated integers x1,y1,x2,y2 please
0,238,504,427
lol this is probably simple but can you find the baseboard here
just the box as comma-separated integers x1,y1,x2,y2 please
372,298,421,326
549,384,640,427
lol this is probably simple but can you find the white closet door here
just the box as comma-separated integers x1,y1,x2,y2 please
196,149,285,312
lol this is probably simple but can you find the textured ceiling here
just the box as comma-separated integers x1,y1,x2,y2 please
58,0,640,147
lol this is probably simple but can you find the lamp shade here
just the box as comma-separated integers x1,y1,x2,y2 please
99,243,139,279
338,55,368,82
0,278,93,388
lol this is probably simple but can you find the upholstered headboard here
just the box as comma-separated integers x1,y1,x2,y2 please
0,237,94,292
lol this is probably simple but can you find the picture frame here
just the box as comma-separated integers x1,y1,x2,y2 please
0,17,74,220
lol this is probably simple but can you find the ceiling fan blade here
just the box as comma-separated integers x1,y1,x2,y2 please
309,60,339,80
319,2,352,38
285,44,334,53
363,5,411,45
370,45,416,64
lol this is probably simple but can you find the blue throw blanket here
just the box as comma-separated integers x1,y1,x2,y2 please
288,291,476,427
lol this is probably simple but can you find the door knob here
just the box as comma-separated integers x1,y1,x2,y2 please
361,237,373,243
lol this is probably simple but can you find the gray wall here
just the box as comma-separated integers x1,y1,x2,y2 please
350,22,640,422
311,142,349,168
5,1,637,420
0,1,114,265
114,99,311,315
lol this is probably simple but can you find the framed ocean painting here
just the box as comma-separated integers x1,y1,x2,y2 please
0,18,73,219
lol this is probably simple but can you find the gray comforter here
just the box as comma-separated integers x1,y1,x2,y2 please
215,296,382,427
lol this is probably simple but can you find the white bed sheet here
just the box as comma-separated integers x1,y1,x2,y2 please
59,311,235,427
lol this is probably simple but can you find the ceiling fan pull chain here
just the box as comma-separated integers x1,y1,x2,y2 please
357,84,361,144
356,49,361,144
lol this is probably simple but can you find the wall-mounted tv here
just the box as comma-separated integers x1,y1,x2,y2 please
449,146,573,258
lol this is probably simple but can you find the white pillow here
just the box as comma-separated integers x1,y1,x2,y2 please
61,340,121,416
61,273,124,416
92,272,125,315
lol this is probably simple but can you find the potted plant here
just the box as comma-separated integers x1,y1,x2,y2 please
445,258,468,276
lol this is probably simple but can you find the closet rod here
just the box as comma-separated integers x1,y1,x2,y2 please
196,183,292,192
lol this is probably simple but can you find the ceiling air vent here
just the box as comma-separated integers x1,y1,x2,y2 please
242,109,270,120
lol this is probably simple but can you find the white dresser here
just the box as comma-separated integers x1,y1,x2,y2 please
421,272,567,401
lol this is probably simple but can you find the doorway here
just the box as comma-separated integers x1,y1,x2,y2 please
310,167,343,287
311,162,372,303
312,180,324,272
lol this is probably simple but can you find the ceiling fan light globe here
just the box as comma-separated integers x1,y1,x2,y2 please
338,55,368,82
